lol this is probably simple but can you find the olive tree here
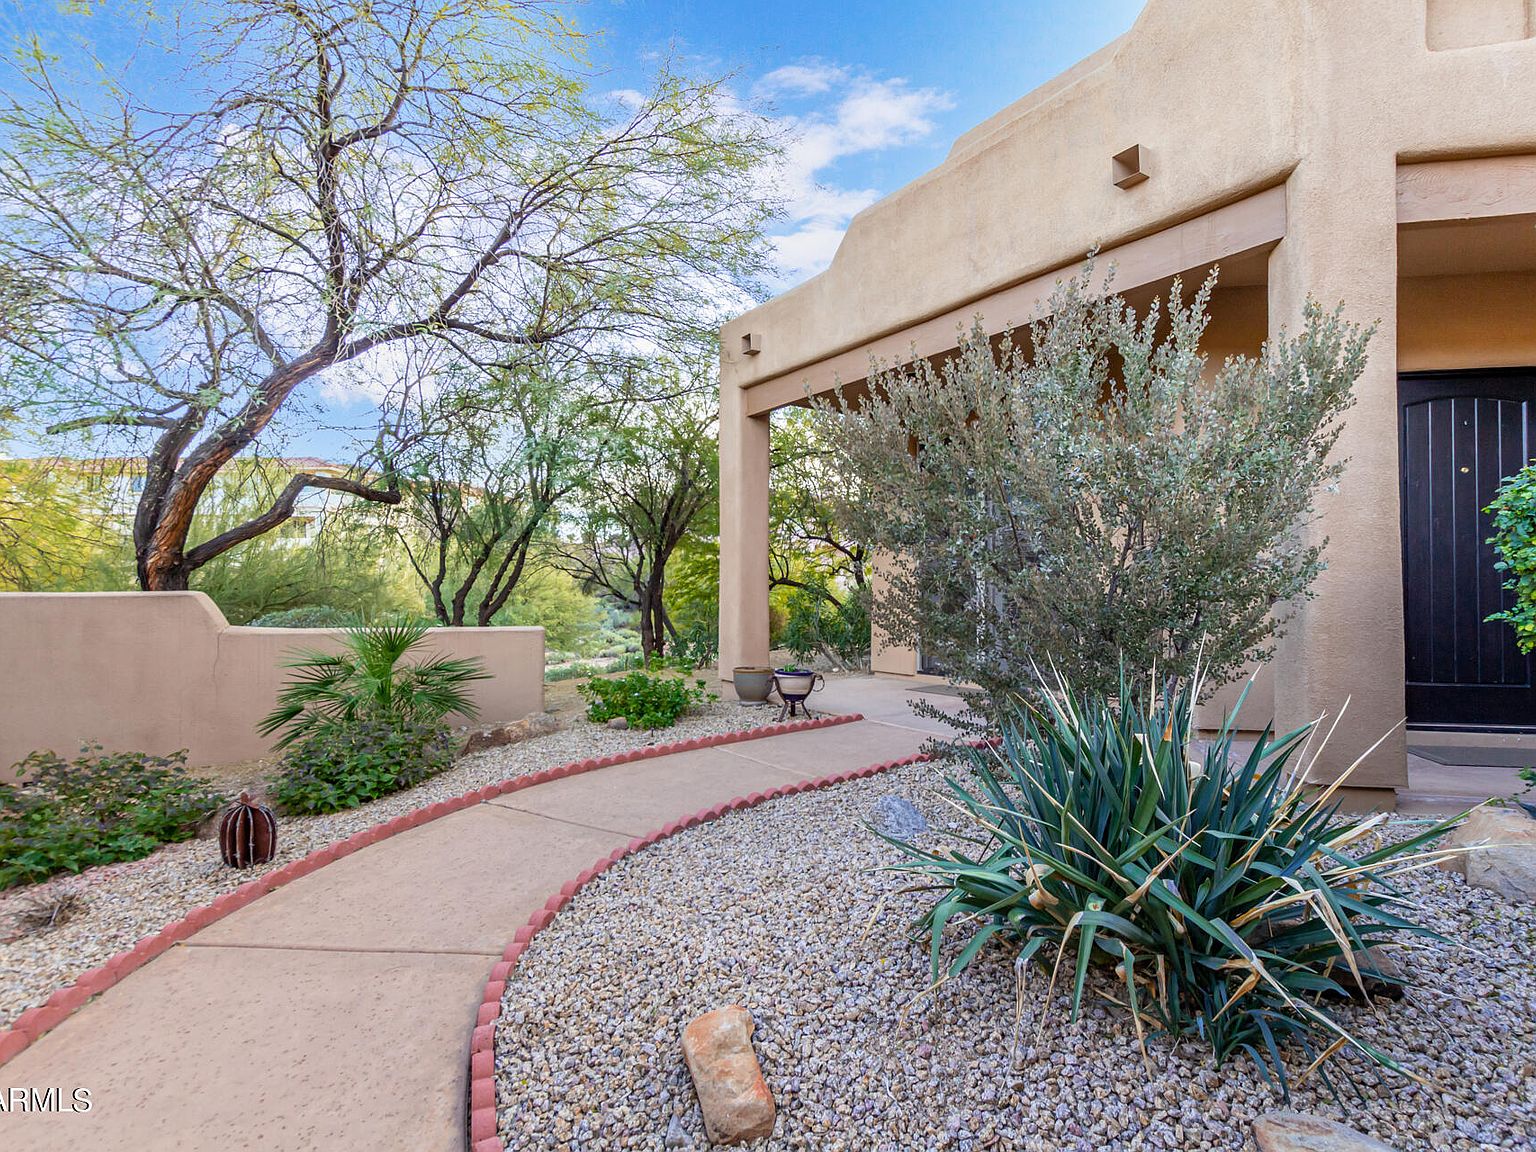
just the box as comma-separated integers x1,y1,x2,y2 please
816,269,1370,705
0,0,776,590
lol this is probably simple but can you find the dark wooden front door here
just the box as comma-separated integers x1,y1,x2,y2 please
1400,371,1536,729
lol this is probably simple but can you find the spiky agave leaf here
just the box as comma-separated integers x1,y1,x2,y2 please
881,663,1466,1098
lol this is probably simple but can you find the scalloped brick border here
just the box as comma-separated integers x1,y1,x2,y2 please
465,745,936,1152
0,712,864,1069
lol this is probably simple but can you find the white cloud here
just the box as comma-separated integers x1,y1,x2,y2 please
759,67,954,288
607,88,647,111
755,61,846,98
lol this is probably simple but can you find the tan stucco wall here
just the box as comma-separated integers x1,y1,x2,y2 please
1399,272,1536,371
868,551,918,677
720,0,1536,797
0,592,544,774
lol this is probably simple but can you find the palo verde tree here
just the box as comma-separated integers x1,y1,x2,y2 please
0,0,776,590
770,407,869,604
817,267,1370,705
388,353,599,627
557,393,717,660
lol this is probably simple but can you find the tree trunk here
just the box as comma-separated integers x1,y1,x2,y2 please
134,347,339,590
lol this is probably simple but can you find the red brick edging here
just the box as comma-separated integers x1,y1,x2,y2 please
0,712,866,1068
464,737,936,1152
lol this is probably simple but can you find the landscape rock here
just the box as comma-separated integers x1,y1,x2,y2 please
680,1006,775,1145
1441,807,1536,902
664,1114,693,1148
870,794,928,840
607,716,630,731
1324,945,1405,1001
461,711,560,756
1253,1111,1400,1151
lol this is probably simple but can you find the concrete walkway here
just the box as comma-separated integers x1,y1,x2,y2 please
0,677,964,1152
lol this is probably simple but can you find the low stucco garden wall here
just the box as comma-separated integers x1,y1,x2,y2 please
0,592,544,775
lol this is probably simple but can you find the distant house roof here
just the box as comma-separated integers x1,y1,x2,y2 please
2,455,349,475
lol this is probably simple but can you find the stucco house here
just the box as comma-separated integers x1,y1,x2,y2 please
717,0,1536,805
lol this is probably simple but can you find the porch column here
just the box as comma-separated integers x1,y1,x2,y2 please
869,550,918,675
718,372,771,679
1266,160,1408,804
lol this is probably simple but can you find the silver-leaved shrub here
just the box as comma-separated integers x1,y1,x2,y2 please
815,267,1371,705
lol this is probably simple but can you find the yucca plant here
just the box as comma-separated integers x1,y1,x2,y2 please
259,622,490,750
885,668,1464,1098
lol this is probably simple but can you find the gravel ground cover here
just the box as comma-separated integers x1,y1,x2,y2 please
0,700,777,1027
493,763,1536,1152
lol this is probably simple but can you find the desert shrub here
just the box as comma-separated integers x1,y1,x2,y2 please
668,620,719,670
579,670,712,729
269,717,457,815
780,584,870,670
259,621,489,750
189,492,422,626
816,266,1369,707
884,669,1458,1098
0,746,225,889
488,568,606,653
250,605,354,628
1486,462,1536,653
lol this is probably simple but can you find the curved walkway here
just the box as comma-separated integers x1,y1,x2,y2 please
0,677,963,1152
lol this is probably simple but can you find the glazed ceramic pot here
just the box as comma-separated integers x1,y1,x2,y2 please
732,665,776,704
773,668,823,699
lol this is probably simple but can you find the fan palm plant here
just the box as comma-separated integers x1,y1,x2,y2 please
259,622,490,750
884,667,1465,1098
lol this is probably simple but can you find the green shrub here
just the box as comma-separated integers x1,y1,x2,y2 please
579,670,712,729
545,654,644,683
669,619,719,671
1486,461,1536,653
815,268,1368,707
0,746,225,889
269,718,458,815
781,584,870,670
250,605,355,628
884,669,1459,1098
259,621,489,750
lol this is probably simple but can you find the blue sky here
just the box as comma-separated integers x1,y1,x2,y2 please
580,0,1144,286
2,0,1144,458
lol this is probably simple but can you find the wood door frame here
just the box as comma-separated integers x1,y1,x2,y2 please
1398,367,1536,732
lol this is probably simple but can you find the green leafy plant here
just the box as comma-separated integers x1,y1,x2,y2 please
579,670,713,730
884,669,1461,1099
269,718,458,815
669,620,719,672
249,605,355,628
781,583,871,671
259,622,489,750
1486,461,1536,653
0,746,225,889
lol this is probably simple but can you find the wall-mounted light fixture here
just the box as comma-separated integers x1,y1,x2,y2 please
741,332,762,356
1112,144,1148,189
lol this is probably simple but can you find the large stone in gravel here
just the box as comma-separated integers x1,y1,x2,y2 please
1440,807,1536,902
461,711,559,755
870,795,928,840
1253,1112,1400,1151
680,1006,775,1145
1323,945,1405,1002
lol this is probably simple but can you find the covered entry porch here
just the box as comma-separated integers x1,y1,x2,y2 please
720,155,1536,805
